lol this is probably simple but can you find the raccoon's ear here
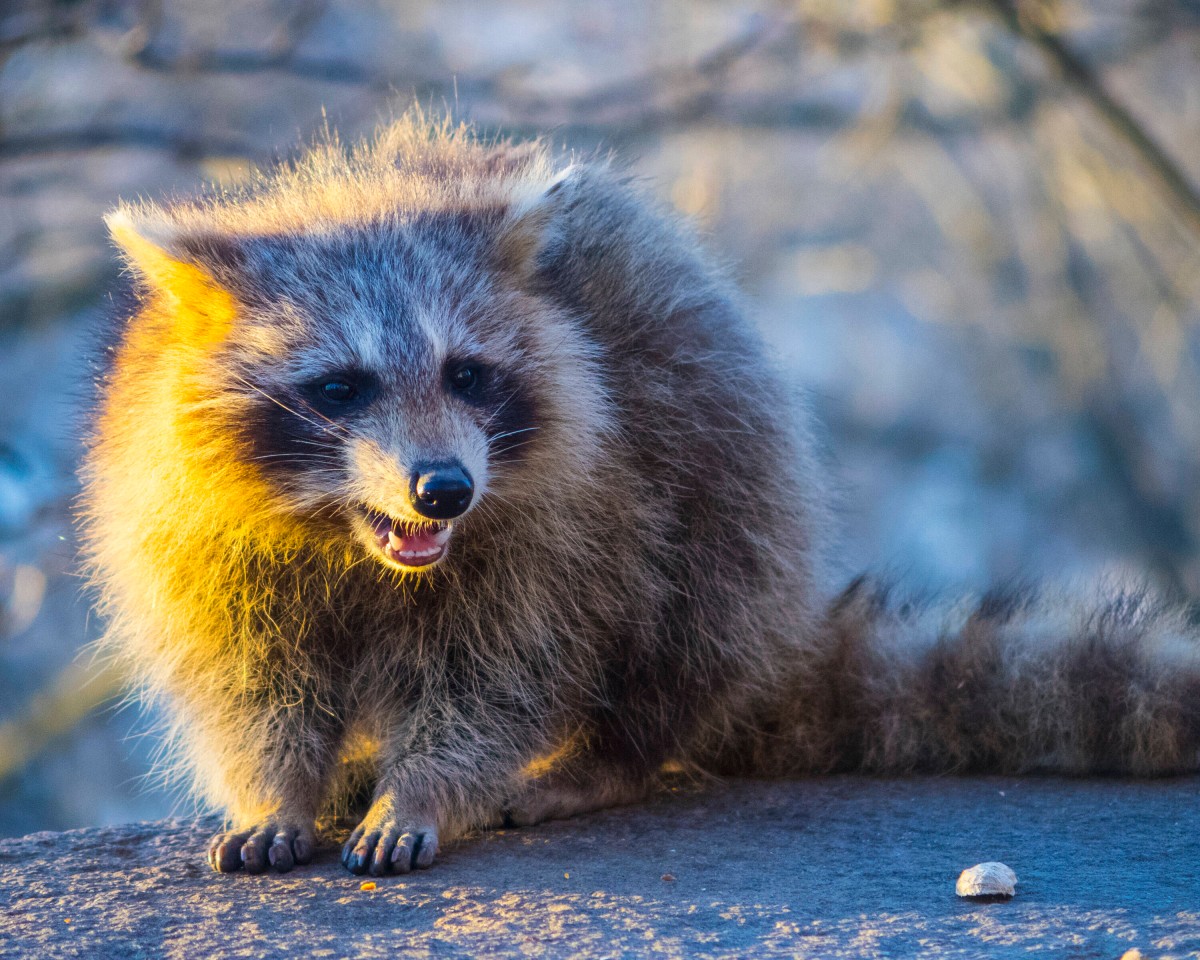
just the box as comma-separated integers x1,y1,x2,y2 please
106,210,245,289
106,210,244,340
496,165,580,281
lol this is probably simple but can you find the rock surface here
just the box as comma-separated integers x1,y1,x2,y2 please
1,776,1197,958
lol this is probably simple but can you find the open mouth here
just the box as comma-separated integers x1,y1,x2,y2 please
361,508,453,569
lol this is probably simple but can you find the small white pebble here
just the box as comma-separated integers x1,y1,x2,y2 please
956,861,1017,898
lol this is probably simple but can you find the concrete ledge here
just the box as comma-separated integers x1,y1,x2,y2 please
1,777,1198,958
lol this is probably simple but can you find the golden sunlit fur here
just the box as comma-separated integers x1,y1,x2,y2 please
81,111,1200,877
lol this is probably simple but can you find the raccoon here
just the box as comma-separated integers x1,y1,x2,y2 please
81,113,1200,877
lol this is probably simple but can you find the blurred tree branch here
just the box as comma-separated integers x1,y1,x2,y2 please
0,15,1056,162
968,0,1200,593
0,100,1048,162
0,126,252,160
978,0,1200,236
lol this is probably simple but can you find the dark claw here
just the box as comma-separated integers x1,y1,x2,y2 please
241,829,271,874
413,833,437,869
340,828,364,870
370,829,399,876
241,856,266,874
344,830,379,875
390,832,416,874
210,831,249,873
269,832,296,873
293,834,314,865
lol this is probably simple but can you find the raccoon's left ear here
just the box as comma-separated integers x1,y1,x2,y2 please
496,165,580,281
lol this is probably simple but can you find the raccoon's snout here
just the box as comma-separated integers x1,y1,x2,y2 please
410,463,474,521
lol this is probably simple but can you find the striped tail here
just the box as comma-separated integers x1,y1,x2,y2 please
753,578,1200,777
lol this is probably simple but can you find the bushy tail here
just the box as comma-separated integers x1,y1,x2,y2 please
752,578,1200,777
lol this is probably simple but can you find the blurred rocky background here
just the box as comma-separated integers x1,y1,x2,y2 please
1,0,1199,836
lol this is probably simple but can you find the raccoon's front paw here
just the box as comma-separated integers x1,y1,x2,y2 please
341,797,438,876
208,820,316,875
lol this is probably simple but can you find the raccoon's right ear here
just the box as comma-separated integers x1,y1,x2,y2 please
496,165,581,281
105,209,246,297
106,210,248,341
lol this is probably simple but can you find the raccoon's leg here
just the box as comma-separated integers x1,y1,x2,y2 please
339,695,550,876
493,715,670,828
202,698,344,875
499,755,655,828
340,785,440,876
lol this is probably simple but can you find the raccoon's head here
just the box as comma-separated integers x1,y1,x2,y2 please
105,164,612,573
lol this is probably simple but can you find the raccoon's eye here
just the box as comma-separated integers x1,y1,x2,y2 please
306,372,376,411
447,364,482,395
320,380,357,404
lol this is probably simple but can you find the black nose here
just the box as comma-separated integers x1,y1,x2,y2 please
410,463,474,520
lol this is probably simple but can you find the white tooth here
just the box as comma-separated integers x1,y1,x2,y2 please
388,530,404,550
